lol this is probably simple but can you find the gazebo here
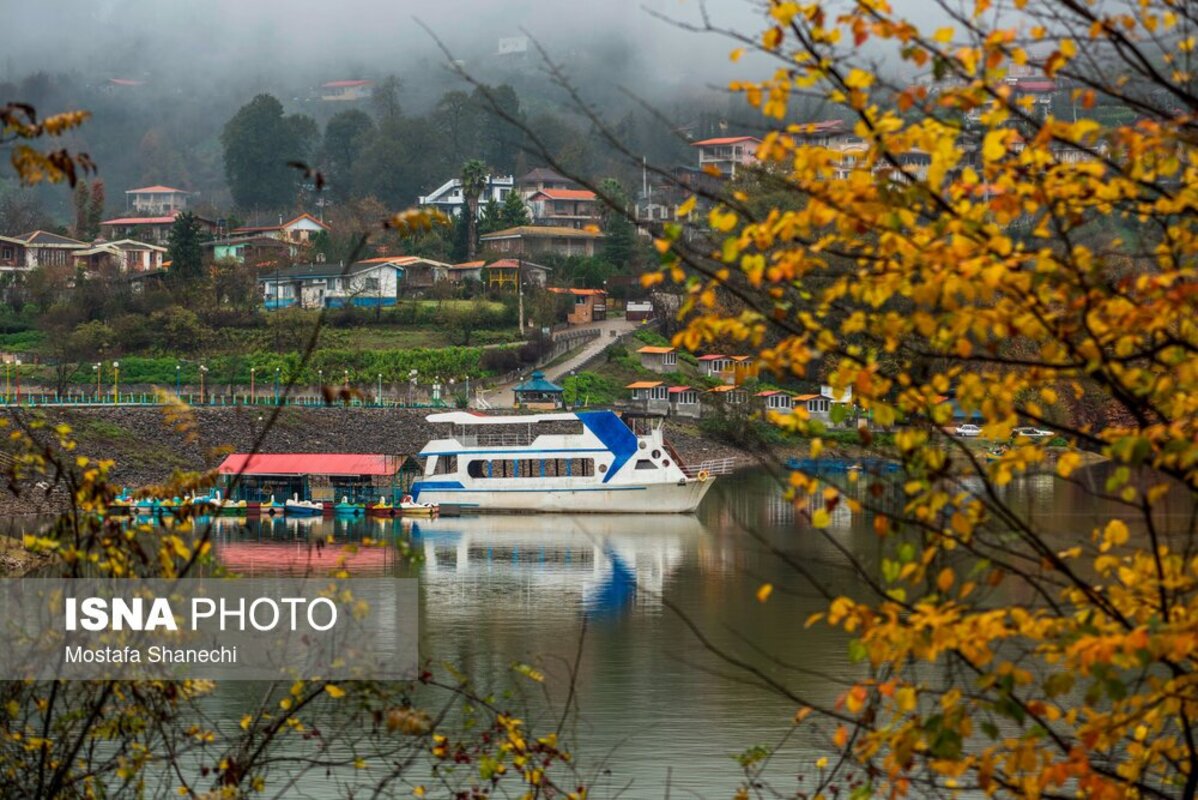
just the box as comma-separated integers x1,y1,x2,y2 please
513,370,564,410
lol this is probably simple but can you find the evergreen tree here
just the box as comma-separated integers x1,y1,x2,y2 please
166,211,205,284
479,198,504,234
599,178,635,270
320,110,374,201
500,190,531,228
449,212,471,263
221,94,314,210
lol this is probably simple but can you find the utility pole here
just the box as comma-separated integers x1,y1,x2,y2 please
517,258,525,336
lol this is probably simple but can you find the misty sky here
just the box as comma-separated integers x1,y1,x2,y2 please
3,0,774,91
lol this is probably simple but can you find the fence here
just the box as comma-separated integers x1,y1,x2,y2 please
0,391,451,409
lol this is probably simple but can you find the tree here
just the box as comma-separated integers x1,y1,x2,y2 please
500,189,531,228
460,159,488,260
370,75,403,124
221,94,311,210
478,197,504,234
71,179,104,241
0,187,53,233
598,178,635,270
166,211,204,284
321,109,374,201
641,2,1198,798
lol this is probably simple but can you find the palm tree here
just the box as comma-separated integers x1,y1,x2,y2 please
460,159,488,260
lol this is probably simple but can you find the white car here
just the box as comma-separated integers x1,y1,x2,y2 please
1011,426,1053,440
954,424,982,437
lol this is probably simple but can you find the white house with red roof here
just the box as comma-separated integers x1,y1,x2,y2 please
691,136,762,177
321,80,372,102
526,188,600,229
231,213,329,244
125,185,189,215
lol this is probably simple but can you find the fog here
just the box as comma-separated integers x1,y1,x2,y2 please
3,0,774,105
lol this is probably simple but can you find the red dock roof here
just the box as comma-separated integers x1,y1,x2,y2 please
218,453,404,476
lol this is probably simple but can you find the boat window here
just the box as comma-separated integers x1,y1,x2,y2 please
469,458,594,478
635,459,657,470
432,455,458,475
598,463,607,473
651,449,661,459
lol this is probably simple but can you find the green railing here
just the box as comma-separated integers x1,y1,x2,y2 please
0,393,451,409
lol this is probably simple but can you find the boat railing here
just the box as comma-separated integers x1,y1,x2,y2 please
456,432,536,447
681,457,740,477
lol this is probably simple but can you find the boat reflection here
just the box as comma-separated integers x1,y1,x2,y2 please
411,514,703,617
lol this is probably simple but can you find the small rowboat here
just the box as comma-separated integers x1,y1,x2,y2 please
284,494,324,517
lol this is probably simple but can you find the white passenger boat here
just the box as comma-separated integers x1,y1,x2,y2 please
409,410,724,513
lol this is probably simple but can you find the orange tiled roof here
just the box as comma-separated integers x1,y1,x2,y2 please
626,381,664,389
636,346,675,354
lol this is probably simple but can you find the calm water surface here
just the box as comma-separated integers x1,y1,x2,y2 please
181,468,1111,799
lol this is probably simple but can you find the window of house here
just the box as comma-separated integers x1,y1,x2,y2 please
664,352,677,366
364,277,380,291
1,246,13,260
768,395,791,409
649,386,668,401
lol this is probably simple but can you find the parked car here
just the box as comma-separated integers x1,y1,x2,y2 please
1011,426,1053,440
954,423,982,437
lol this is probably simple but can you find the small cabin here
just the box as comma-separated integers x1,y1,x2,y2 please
756,389,794,413
707,384,749,407
626,380,669,415
513,370,565,410
216,452,420,504
668,386,701,418
637,345,677,373
794,394,831,422
697,354,732,381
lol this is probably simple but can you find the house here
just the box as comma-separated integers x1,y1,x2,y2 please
418,175,516,218
321,80,373,101
100,211,216,245
0,230,88,271
513,370,564,410
485,258,551,290
691,136,762,177
794,394,832,423
756,389,794,413
626,380,670,415
516,167,579,196
447,261,485,284
354,256,451,291
697,354,733,382
259,261,404,309
125,185,189,215
73,239,167,274
637,345,677,373
626,300,654,322
707,384,749,407
548,287,607,324
205,235,294,266
231,213,329,244
526,189,600,229
668,386,701,418
479,225,603,258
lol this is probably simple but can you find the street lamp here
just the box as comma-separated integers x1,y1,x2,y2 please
343,368,349,388
250,367,256,404
112,361,120,405
92,362,101,403
274,367,280,405
199,365,209,404
175,363,181,397
377,373,383,406
13,358,20,405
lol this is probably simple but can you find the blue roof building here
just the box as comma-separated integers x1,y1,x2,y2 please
513,370,564,409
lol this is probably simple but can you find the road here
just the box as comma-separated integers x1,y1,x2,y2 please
477,316,639,409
